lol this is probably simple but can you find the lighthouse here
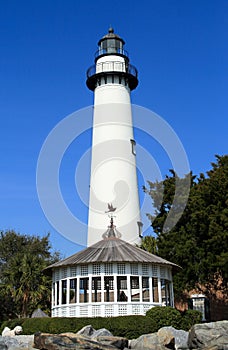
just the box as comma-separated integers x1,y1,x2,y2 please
86,28,142,246
45,29,178,318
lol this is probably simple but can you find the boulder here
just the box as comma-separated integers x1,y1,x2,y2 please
34,332,121,349
0,335,36,350
157,326,189,349
96,335,128,349
130,333,167,350
76,324,95,337
92,328,113,338
188,320,228,349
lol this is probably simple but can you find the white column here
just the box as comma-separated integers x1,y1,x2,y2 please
149,277,153,303
66,279,70,304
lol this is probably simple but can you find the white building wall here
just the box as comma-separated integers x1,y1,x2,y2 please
87,56,141,246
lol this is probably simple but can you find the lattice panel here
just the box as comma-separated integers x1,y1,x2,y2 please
143,304,151,314
104,263,113,274
80,306,88,317
130,263,138,275
160,266,166,278
142,263,149,275
80,265,88,276
92,263,101,275
152,265,158,276
132,305,141,315
69,307,77,317
70,266,77,276
118,304,127,315
105,305,114,317
92,305,101,317
117,263,125,274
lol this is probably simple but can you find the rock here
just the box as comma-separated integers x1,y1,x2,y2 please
157,326,189,349
76,324,95,337
92,328,113,338
34,332,120,349
157,327,175,348
96,335,128,349
188,320,228,349
0,335,36,350
130,333,167,350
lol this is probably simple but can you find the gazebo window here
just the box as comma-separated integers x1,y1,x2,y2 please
152,277,159,302
92,277,101,302
80,278,89,303
142,277,150,302
117,276,128,301
62,280,67,304
56,281,59,305
104,276,114,302
161,279,171,306
130,276,140,302
70,278,77,304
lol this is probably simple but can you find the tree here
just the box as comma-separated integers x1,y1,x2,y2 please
144,155,228,299
0,231,60,320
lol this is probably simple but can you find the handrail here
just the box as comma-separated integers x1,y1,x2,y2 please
87,61,138,79
95,48,129,58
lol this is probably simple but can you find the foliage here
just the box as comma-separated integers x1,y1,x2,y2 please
146,306,182,330
146,306,202,331
0,316,155,339
0,231,60,322
137,235,158,254
144,155,228,298
0,309,202,337
180,309,202,331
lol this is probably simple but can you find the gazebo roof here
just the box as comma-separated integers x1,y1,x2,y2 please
44,236,180,273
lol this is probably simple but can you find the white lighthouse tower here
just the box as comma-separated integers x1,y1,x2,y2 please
86,28,142,246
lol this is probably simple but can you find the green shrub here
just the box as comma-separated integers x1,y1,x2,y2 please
146,306,182,332
180,309,202,330
0,316,153,339
0,308,202,339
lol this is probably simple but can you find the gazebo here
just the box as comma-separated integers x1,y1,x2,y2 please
45,220,179,318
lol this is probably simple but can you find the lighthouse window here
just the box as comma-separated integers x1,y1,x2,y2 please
130,139,136,155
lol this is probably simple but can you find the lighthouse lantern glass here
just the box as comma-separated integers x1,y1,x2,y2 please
100,38,123,54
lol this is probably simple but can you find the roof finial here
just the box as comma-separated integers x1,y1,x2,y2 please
108,26,114,34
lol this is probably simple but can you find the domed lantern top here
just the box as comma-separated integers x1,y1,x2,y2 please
95,27,128,61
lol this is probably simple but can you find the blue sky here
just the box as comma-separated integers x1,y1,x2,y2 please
0,0,227,257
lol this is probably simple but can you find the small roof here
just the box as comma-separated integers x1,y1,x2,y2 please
44,236,180,273
31,308,49,318
98,27,125,45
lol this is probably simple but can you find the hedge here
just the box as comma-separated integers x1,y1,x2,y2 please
0,308,202,339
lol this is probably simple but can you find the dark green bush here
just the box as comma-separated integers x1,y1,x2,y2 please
146,306,182,331
0,315,153,339
146,306,202,332
180,309,202,330
0,308,202,339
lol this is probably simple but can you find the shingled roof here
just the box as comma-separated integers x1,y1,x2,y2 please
44,236,180,274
